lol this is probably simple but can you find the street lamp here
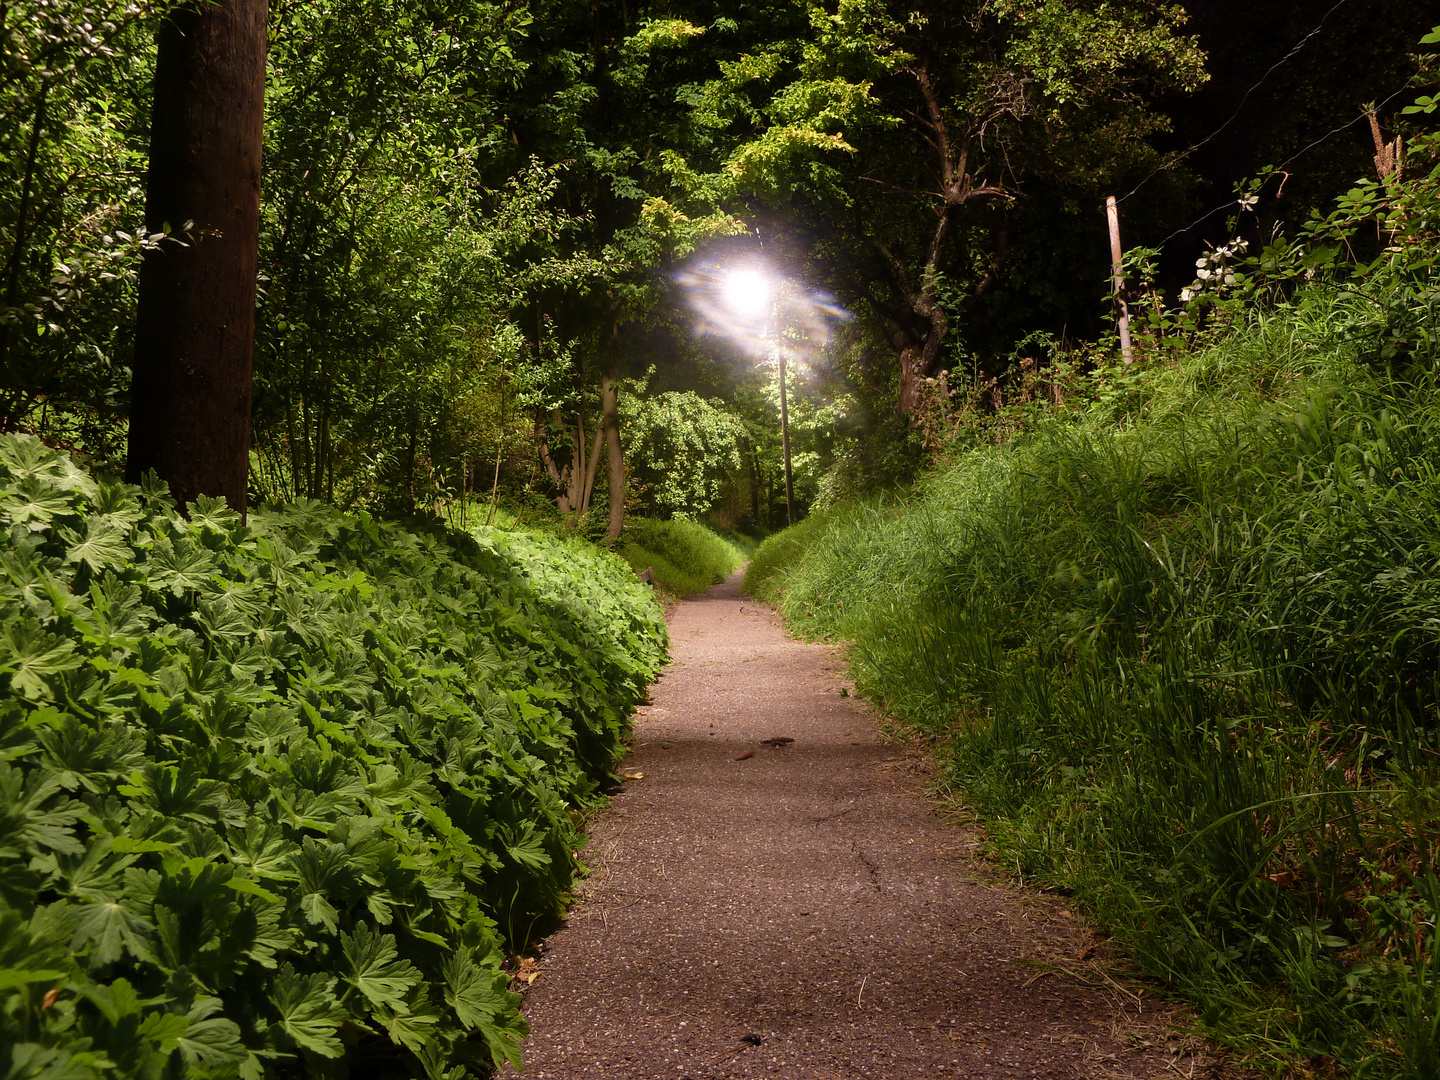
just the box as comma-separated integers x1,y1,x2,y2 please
721,267,794,527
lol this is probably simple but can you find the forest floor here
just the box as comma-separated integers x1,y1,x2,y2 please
501,572,1231,1079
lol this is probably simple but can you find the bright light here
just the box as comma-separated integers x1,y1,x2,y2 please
675,257,849,368
722,269,772,320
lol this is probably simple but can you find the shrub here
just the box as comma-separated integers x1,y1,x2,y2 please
0,435,667,1079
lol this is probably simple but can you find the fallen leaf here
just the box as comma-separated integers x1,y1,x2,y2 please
1262,870,1296,887
1058,910,1075,920
1078,945,1097,961
622,770,646,780
41,988,60,1010
735,750,755,761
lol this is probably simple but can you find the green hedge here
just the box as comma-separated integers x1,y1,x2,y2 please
0,435,667,1079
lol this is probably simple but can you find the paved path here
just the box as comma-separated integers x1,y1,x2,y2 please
503,572,1190,1078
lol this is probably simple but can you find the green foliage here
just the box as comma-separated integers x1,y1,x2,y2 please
616,517,744,598
744,115,1440,1070
0,434,666,1078
0,0,163,458
620,388,745,519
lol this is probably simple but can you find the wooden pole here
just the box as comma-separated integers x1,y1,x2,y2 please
778,348,794,527
1105,196,1133,365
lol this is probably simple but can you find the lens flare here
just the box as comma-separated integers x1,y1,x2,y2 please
674,259,850,375
722,269,772,320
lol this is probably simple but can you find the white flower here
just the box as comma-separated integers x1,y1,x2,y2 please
1223,273,1236,286
1180,288,1195,302
1196,257,1208,269
1197,268,1212,281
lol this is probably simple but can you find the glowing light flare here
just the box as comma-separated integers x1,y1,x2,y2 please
721,269,773,320
674,259,851,374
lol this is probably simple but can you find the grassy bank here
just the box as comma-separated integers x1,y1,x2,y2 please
746,295,1440,1076
616,517,746,598
0,436,667,1078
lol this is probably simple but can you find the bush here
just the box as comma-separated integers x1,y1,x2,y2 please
0,435,667,1079
746,296,1440,1076
615,517,745,597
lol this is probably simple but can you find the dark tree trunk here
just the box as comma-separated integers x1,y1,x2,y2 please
878,61,1013,417
126,0,267,515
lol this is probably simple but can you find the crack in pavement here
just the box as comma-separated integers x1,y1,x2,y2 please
501,571,1194,1079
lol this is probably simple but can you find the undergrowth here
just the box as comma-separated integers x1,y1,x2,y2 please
615,517,745,597
744,134,1440,1074
0,436,667,1079
749,301,1440,1076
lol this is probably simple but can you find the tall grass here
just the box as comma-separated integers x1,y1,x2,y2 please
617,517,746,597
746,294,1440,1077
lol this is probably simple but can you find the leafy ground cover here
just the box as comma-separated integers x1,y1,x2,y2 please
0,435,667,1079
615,518,746,598
746,289,1440,1075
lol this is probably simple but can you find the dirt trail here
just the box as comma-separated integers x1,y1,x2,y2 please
503,572,1193,1078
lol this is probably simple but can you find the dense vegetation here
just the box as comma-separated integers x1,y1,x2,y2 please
746,111,1440,1076
0,435,666,1077
19,0,1424,529
615,517,746,599
5,0,1440,1074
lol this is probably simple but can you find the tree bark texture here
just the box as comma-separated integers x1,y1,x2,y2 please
126,0,267,515
884,61,1012,416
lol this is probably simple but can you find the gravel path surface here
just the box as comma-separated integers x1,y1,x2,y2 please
502,572,1197,1078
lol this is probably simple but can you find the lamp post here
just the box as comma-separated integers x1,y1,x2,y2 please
773,332,794,527
723,268,794,526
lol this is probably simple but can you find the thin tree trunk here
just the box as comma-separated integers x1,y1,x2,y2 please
601,313,624,540
580,425,603,515
569,412,586,515
126,0,267,515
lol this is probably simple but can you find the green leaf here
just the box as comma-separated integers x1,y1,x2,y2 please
0,967,65,991
174,997,247,1066
340,924,421,1014
269,966,347,1059
0,478,75,531
1,619,83,701
137,1011,190,1051
68,900,155,965
225,877,282,904
441,951,508,1030
79,978,160,1025
64,516,132,574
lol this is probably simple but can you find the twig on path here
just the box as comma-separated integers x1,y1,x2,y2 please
857,973,869,1007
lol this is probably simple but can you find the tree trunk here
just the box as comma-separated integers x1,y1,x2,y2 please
539,411,573,515
601,314,624,540
125,0,268,515
579,426,603,515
